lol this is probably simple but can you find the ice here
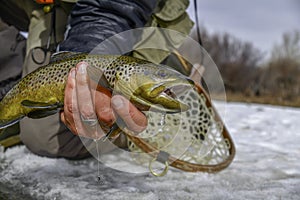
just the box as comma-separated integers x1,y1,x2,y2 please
0,102,300,199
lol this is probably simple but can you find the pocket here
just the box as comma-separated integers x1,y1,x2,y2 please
132,0,194,64
154,0,190,22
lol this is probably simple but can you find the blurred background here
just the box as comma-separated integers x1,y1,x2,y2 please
187,0,300,107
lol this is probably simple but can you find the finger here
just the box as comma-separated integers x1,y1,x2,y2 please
75,62,97,120
62,68,83,134
63,67,96,137
112,95,147,133
74,62,105,139
90,83,116,126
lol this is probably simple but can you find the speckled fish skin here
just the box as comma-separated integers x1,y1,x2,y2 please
0,53,193,129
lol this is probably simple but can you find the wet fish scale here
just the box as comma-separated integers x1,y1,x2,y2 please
0,52,193,129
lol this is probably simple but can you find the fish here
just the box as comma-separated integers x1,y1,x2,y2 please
0,52,194,129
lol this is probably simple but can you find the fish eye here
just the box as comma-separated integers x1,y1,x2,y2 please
155,69,169,78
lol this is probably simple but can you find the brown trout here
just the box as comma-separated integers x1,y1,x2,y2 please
0,52,194,129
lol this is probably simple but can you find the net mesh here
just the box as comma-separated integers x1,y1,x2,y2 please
127,87,231,167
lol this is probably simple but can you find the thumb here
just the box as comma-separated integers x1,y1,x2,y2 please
111,95,147,133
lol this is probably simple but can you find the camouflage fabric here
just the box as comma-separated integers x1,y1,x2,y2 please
133,0,193,65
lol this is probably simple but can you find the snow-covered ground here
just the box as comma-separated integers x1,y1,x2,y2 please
0,102,299,200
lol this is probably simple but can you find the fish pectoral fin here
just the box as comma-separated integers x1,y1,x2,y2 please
0,116,24,129
27,109,59,119
21,100,62,118
21,100,62,109
86,66,110,89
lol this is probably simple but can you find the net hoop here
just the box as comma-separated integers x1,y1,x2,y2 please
124,83,235,173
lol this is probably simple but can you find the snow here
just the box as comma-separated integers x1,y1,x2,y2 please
1,102,300,200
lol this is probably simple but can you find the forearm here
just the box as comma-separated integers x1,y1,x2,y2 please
59,0,158,52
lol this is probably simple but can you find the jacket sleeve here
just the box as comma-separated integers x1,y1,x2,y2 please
59,0,158,52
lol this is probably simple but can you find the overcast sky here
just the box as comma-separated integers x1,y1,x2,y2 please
187,0,300,57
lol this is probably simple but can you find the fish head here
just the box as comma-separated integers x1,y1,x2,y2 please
115,63,194,113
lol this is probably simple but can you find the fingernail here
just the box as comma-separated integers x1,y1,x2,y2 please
71,69,76,78
112,97,124,109
78,62,87,74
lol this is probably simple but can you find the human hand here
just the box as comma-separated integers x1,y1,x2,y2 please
60,62,147,140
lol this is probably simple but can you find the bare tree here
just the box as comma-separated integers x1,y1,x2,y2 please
271,30,300,62
260,30,300,101
191,27,263,92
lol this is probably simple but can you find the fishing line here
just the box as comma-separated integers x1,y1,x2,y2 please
193,0,204,65
94,139,102,182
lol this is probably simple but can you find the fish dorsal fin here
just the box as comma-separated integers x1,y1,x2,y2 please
21,100,62,109
87,65,111,89
50,51,83,63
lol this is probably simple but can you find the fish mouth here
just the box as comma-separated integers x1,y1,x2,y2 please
136,78,194,113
